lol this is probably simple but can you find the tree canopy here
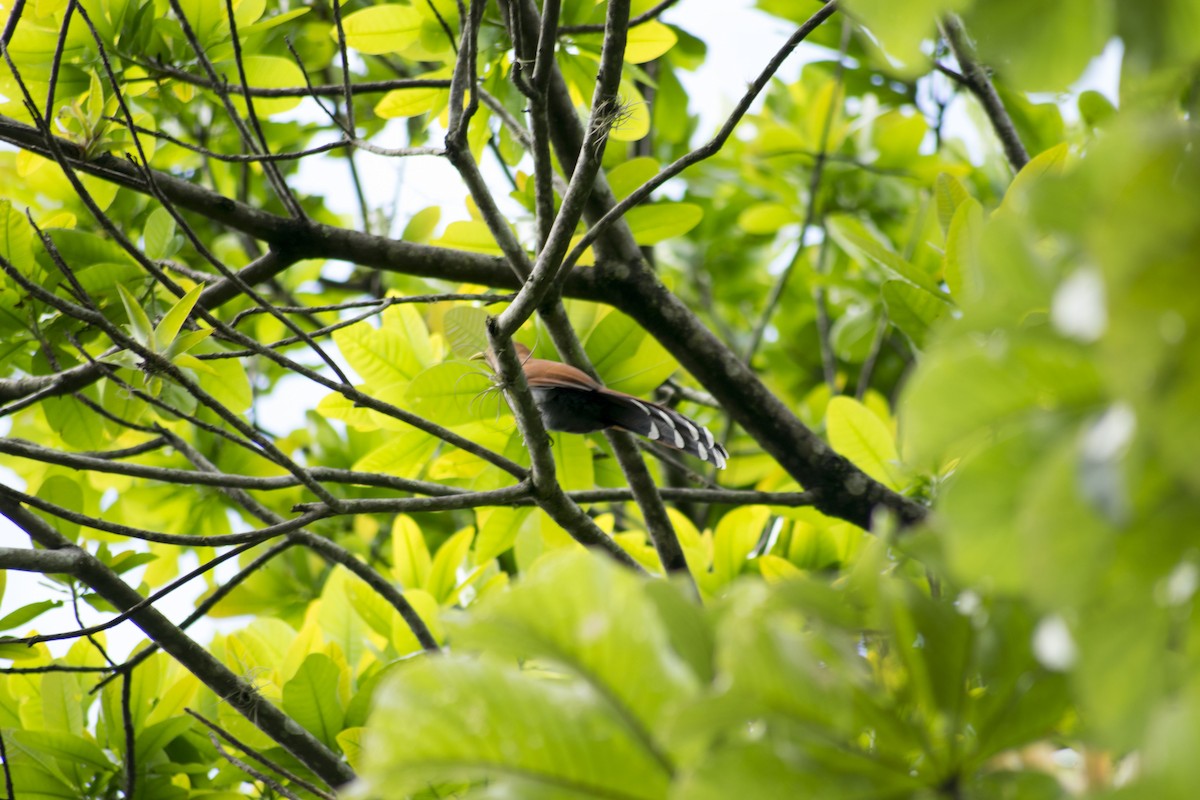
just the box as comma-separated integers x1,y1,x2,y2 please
1,0,1199,797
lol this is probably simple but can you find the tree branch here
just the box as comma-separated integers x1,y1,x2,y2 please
939,14,1029,172
0,498,357,789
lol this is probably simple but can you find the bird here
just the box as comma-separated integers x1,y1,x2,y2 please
474,342,728,469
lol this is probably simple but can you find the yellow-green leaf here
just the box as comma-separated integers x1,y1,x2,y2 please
282,653,345,748
759,553,803,583
117,284,155,349
427,527,474,604
154,284,204,348
339,4,423,55
935,172,972,236
624,202,703,245
944,196,983,300
623,20,677,63
609,75,650,142
825,395,903,490
214,56,305,117
712,505,769,588
392,514,432,590
143,206,177,261
1001,142,1070,214
881,280,951,349
430,220,506,255
738,202,800,234
375,83,449,119
606,156,660,200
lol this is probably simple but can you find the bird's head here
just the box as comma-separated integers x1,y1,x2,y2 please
470,342,532,376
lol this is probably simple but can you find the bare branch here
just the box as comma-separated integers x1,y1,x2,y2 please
939,14,1029,172
557,1,841,282
496,0,632,336
558,0,680,34
0,498,356,789
0,546,81,573
189,708,335,800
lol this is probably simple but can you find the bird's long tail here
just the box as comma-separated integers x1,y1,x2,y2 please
597,391,728,469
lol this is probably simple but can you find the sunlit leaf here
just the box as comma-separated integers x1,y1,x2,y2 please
623,20,677,63
282,653,345,748
624,202,703,245
826,395,903,490
339,4,423,55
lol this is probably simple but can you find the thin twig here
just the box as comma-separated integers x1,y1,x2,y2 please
939,14,1028,172
188,709,334,800
554,1,841,292
558,0,681,33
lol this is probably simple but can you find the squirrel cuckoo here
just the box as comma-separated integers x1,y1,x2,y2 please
475,342,728,469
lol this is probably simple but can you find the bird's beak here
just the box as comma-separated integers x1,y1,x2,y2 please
470,351,487,361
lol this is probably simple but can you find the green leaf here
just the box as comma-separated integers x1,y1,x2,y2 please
449,551,701,734
758,553,803,582
551,431,594,492
964,0,1111,92
826,395,902,490
282,653,345,748
142,207,176,260
429,219,505,254
1000,142,1069,214
41,671,83,735
117,283,155,349
188,342,252,413
711,505,769,589
943,196,982,300
610,75,651,142
6,730,111,773
374,83,450,119
134,717,194,768
738,202,800,234
426,527,474,604
153,283,203,348
442,305,489,357
934,172,972,236
606,157,660,200
475,505,534,562
167,327,214,357
623,20,678,63
334,315,427,387
33,474,84,542
1078,90,1116,129
827,214,947,297
624,202,703,245
391,514,432,590
881,279,951,349
340,4,424,54
405,361,493,426
401,205,441,243
842,0,968,75
0,600,63,632
363,655,672,798
0,199,37,275
391,589,442,655
586,310,678,396
213,56,305,117
85,72,104,128
103,549,158,576
73,261,144,303
353,427,439,475
238,6,310,36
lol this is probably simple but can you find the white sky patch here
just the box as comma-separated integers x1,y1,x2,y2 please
1080,403,1136,462
1052,267,1107,342
1033,614,1077,671
1161,561,1199,607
